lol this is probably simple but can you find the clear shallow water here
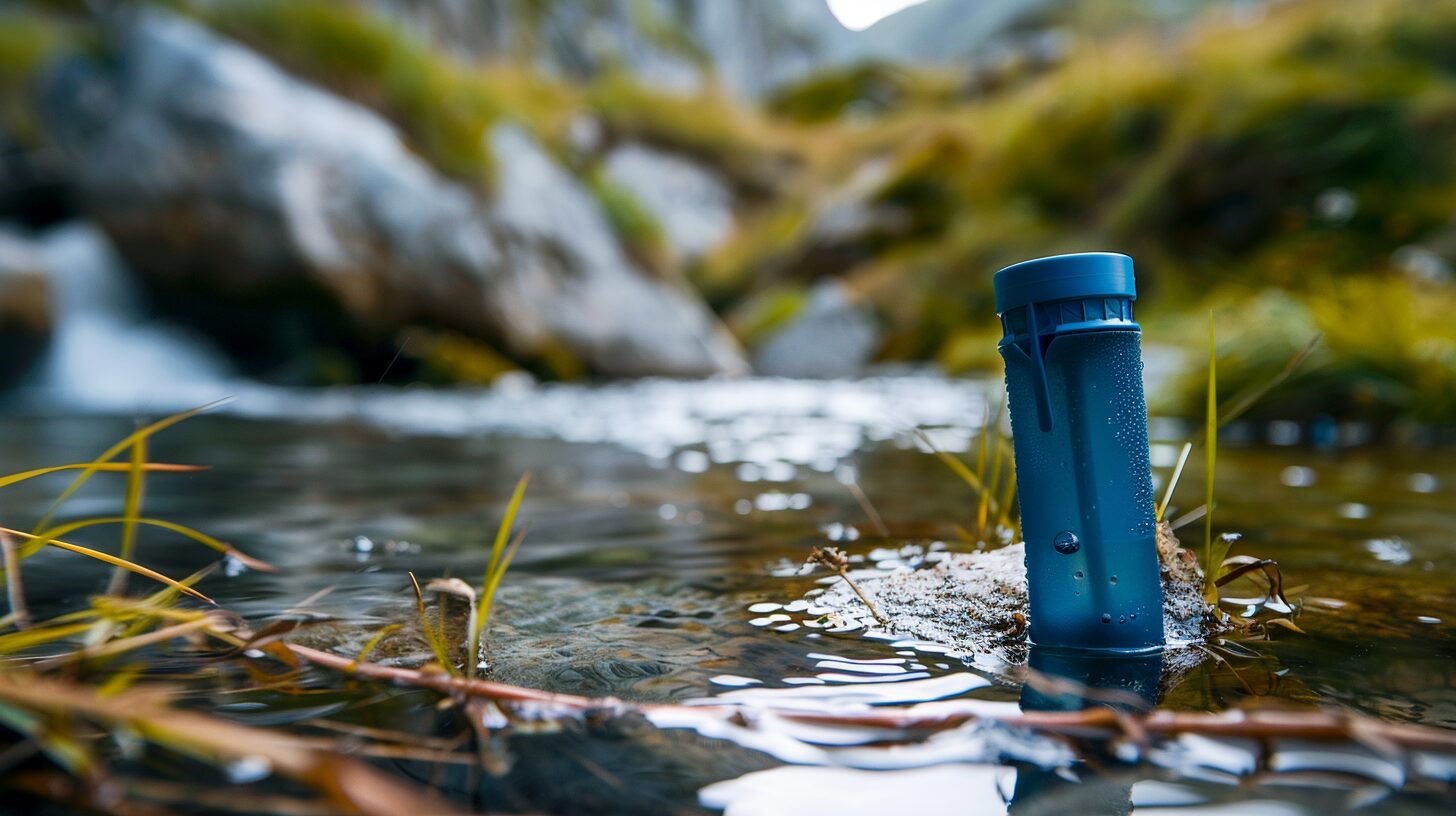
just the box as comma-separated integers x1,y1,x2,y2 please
2,377,1454,814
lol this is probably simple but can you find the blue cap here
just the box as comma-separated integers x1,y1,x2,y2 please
994,252,1136,314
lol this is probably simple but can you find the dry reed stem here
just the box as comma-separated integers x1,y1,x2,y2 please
282,642,1456,755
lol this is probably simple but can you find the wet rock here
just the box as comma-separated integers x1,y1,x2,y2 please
601,143,735,260
0,226,52,388
753,279,880,378
41,12,745,379
489,126,747,376
812,523,1214,665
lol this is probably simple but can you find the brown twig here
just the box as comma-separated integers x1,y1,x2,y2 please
844,479,890,538
807,546,887,626
286,643,621,713
280,641,1456,755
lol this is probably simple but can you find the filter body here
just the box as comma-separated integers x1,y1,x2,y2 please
995,253,1164,653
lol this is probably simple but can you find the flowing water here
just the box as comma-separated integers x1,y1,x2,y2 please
2,376,1453,814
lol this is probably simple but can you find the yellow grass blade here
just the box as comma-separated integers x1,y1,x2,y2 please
0,528,212,604
0,620,99,655
11,518,272,572
33,400,229,533
0,462,205,490
914,429,992,500
108,437,149,595
1156,442,1193,522
351,624,402,669
408,572,454,675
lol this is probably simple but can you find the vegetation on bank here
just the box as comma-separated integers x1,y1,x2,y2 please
4,0,1456,422
701,0,1456,423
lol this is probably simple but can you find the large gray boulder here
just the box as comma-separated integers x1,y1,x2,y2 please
365,0,1051,99
753,279,880,378
42,12,745,379
602,143,734,261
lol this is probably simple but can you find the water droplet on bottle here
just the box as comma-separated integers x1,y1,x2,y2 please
1100,613,1112,624
1073,570,1084,580
1053,530,1080,555
1109,575,1118,585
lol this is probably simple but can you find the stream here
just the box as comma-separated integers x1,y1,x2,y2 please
2,375,1453,813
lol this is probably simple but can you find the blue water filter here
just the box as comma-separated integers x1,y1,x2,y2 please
995,252,1164,653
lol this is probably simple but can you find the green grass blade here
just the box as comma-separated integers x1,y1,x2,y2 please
120,565,219,639
484,474,530,582
473,475,531,653
974,397,992,527
1203,312,1218,603
0,620,100,656
479,525,527,639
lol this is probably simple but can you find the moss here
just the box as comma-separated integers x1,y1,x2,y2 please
0,8,71,141
586,70,788,194
766,62,952,124
405,328,521,386
724,284,809,349
196,0,509,186
586,168,672,278
194,2,787,195
694,204,809,306
1160,279,1456,425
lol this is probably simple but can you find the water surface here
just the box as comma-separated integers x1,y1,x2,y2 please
3,377,1453,813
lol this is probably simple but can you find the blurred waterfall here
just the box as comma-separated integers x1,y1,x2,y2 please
33,224,234,410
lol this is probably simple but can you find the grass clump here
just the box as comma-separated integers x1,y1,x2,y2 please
0,403,273,627
0,410,536,812
586,70,789,194
766,62,954,124
1161,278,1456,425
